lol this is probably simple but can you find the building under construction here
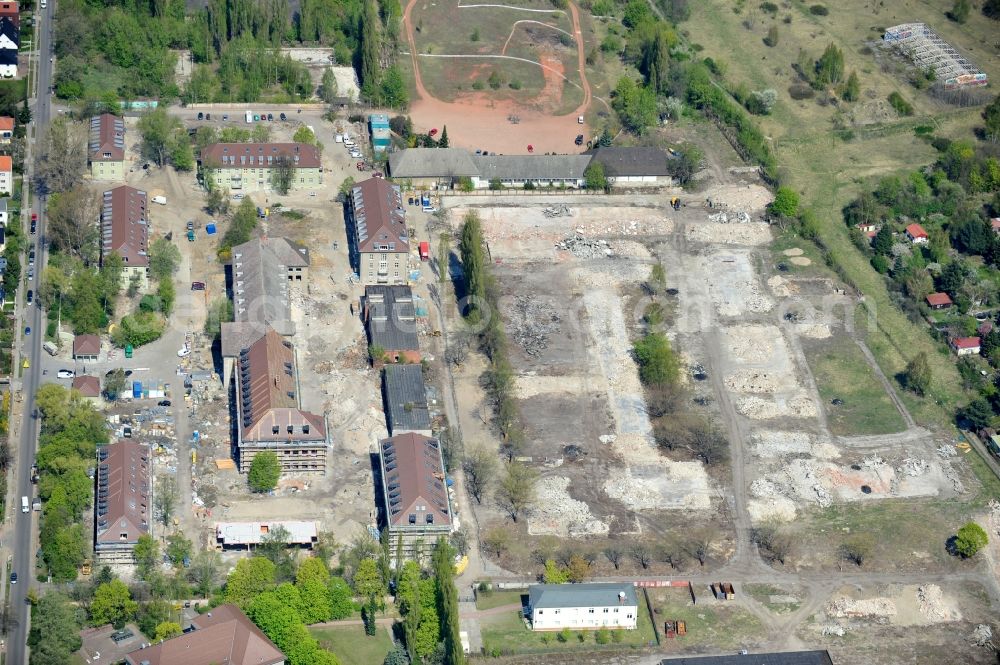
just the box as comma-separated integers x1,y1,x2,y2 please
882,23,988,89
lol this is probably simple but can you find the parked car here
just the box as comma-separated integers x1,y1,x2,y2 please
105,369,133,377
575,134,584,145
222,114,229,121
177,347,191,357
197,112,204,120
56,369,74,379
279,112,287,121
186,220,195,231
30,219,36,234
10,572,16,584
26,289,32,303
267,113,273,121
191,281,206,291
232,193,244,200
158,400,172,407
206,112,211,120
24,326,30,335
27,267,34,279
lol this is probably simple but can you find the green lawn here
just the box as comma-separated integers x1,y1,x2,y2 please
480,593,656,654
475,589,525,611
646,588,764,654
310,625,395,665
803,332,907,436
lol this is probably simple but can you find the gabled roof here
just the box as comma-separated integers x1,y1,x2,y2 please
95,441,150,547
0,155,11,171
125,604,285,665
0,48,14,66
388,148,479,178
905,223,928,238
89,113,125,162
584,146,673,177
236,328,325,444
472,154,592,181
925,292,952,307
382,364,431,434
73,334,101,356
0,2,19,29
379,432,451,528
952,336,981,349
364,285,419,352
230,236,309,329
350,177,409,255
0,17,17,45
0,116,12,131
72,375,101,397
201,142,321,169
528,583,638,610
101,186,149,267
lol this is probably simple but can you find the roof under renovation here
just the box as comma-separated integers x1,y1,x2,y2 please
95,440,151,548
351,177,410,254
379,432,451,529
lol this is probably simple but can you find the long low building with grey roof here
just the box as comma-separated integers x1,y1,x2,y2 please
387,146,675,189
382,364,432,436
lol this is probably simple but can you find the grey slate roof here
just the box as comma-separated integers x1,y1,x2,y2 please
364,285,419,351
584,146,673,177
528,583,637,610
472,154,592,181
388,148,479,178
382,364,431,434
230,236,309,330
659,652,834,665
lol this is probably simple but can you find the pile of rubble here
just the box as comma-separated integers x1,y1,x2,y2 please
725,370,779,394
557,235,613,259
503,295,562,357
708,210,752,223
543,204,572,218
972,624,993,647
686,223,773,246
898,458,930,477
917,584,959,622
827,597,897,623
528,476,609,537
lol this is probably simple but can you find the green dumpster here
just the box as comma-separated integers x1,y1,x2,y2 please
125,344,133,359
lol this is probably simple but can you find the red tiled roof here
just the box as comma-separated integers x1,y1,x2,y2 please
125,604,284,665
379,432,451,528
952,336,981,349
0,3,18,29
0,156,11,172
101,186,149,267
201,142,321,169
0,116,12,131
237,328,326,443
905,223,928,239
89,113,125,162
95,440,150,547
72,375,101,397
73,334,101,356
350,177,409,255
925,293,952,307
991,218,1000,231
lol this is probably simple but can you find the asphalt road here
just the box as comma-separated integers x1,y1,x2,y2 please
8,2,55,662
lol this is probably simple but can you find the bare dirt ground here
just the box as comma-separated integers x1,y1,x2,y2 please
402,0,596,153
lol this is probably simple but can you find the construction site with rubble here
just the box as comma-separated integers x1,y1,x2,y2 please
438,161,1000,662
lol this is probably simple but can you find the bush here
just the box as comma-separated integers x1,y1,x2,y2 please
763,25,779,47
760,1,778,13
472,80,484,90
509,79,522,90
595,627,612,644
888,91,914,116
954,522,988,557
788,84,815,100
809,4,829,15
591,0,614,14
633,333,679,386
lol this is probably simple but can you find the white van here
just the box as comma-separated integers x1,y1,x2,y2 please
152,195,167,205
21,496,29,513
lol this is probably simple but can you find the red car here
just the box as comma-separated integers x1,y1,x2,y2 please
31,212,37,222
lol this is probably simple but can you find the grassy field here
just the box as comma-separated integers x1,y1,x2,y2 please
803,332,907,436
475,589,526,610
682,0,990,428
743,583,802,614
646,588,765,654
310,625,395,665
787,495,988,572
480,593,656,654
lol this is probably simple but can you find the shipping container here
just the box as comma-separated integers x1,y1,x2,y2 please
132,381,143,399
419,241,430,260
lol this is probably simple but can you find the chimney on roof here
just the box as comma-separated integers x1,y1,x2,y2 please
619,591,625,604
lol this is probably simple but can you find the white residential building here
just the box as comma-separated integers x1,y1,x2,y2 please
527,583,639,631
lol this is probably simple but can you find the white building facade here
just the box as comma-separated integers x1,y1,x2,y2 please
527,583,639,631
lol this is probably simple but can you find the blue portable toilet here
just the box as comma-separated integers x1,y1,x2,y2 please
206,223,217,235
132,381,143,399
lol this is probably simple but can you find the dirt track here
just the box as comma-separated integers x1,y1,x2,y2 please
402,0,598,154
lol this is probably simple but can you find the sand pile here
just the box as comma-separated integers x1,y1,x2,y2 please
725,370,780,393
783,248,804,257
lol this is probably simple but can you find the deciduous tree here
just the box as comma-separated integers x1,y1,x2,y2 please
902,352,932,396
463,446,496,503
91,579,138,628
225,557,277,606
248,451,282,492
955,522,988,557
496,461,537,522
